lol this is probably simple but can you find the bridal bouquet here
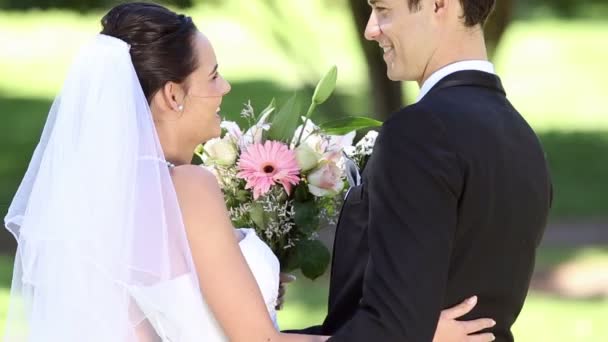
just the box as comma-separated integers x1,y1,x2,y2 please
195,67,381,279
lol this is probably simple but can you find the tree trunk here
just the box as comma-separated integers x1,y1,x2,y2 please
348,0,515,120
348,0,403,121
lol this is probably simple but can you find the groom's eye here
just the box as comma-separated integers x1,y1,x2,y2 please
375,7,388,15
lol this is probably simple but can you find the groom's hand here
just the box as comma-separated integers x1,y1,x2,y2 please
276,273,296,310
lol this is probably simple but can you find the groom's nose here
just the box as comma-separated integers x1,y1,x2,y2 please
364,12,381,41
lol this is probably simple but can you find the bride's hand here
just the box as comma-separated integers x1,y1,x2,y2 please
433,296,496,342
276,273,296,310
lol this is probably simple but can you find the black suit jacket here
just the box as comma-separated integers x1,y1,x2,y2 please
298,71,552,341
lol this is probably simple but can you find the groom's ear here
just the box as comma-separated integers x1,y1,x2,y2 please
432,0,454,25
434,0,446,13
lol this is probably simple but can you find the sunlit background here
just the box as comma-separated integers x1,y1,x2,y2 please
0,0,607,340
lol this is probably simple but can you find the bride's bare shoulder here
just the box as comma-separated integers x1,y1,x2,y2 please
168,165,237,238
169,165,222,202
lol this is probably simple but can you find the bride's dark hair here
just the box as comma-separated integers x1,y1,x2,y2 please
101,2,199,102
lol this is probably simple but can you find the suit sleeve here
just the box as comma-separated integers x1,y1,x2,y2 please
282,326,324,335
329,108,463,341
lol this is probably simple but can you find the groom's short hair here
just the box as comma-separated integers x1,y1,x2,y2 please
407,0,496,27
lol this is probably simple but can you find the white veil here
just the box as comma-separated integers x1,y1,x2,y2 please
3,34,201,341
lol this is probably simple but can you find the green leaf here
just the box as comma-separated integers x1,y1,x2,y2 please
236,190,250,202
296,239,331,280
267,94,302,142
294,183,312,202
319,116,383,135
312,65,338,105
280,247,300,273
249,202,266,230
294,200,319,234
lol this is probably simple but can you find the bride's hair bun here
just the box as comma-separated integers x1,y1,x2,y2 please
100,2,198,102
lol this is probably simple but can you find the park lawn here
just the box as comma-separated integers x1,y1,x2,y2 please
1,9,607,219
0,247,606,341
0,7,606,339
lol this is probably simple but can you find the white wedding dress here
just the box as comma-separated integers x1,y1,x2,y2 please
127,228,281,341
3,35,285,342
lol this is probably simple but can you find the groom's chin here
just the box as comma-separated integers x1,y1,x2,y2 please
386,67,414,82
385,65,404,82
386,70,401,82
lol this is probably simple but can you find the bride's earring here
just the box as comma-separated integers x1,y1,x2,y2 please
177,104,184,112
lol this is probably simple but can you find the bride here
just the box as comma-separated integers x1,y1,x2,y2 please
3,2,495,341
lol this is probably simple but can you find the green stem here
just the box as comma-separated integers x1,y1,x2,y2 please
295,102,317,146
195,148,210,162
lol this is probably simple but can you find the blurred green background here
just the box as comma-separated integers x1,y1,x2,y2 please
0,0,607,340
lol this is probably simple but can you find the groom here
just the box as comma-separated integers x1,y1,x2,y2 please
290,0,552,341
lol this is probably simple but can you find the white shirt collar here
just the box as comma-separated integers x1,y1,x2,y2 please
416,60,495,102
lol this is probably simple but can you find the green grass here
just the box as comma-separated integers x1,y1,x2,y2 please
0,248,605,341
0,8,607,338
511,294,608,341
2,102,606,219
541,131,608,219
1,286,604,341
275,246,608,341
2,7,607,127
494,20,608,131
275,276,608,342
0,246,603,338
1,8,607,219
535,245,608,270
278,291,608,342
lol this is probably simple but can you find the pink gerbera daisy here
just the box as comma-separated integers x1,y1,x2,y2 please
237,141,301,199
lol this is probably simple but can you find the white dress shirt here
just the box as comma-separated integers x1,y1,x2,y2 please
416,60,495,102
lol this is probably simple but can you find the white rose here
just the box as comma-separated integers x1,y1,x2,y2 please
307,161,345,197
295,144,323,172
204,137,238,166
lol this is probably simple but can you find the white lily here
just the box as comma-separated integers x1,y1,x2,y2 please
220,121,243,145
293,117,355,170
246,110,273,147
220,109,273,150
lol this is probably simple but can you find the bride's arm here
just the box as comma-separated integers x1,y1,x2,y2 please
172,165,328,342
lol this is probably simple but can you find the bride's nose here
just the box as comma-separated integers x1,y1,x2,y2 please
221,77,231,96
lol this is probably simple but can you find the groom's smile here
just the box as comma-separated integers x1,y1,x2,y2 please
380,44,395,61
